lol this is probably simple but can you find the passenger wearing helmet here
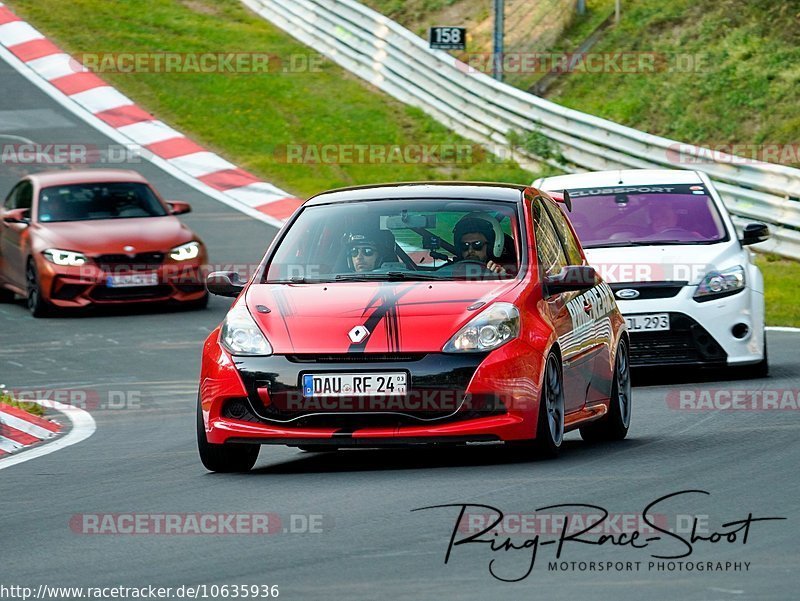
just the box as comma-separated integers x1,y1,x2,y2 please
452,212,507,275
344,228,396,272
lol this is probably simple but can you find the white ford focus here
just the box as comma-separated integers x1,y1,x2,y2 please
534,169,769,376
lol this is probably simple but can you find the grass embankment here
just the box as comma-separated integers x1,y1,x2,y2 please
548,0,800,166
0,392,45,417
6,0,533,197
755,254,800,327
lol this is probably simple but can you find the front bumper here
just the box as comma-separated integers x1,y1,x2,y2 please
615,283,765,367
199,333,544,445
37,256,207,307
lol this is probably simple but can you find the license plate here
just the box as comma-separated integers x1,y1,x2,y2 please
625,313,669,332
106,273,159,288
302,372,407,397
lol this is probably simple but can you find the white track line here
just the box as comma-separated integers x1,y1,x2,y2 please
0,43,287,229
0,400,96,471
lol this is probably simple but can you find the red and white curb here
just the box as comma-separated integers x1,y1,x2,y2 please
0,2,302,228
0,401,61,455
0,399,96,469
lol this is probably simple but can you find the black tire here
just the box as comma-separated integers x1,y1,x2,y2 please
510,350,564,458
26,260,52,318
580,338,632,442
196,398,259,472
534,351,565,456
183,292,209,311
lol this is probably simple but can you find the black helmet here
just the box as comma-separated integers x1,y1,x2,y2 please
453,212,504,259
344,228,396,269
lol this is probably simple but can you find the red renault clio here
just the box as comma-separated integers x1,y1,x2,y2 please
197,182,630,472
0,169,208,316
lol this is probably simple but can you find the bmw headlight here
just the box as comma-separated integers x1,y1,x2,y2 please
693,266,745,302
220,304,272,356
42,249,87,266
169,241,201,261
443,302,520,353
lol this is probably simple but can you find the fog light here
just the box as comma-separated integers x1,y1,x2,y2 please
732,323,749,339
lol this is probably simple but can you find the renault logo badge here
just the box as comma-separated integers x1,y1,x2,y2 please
348,326,370,343
615,288,640,300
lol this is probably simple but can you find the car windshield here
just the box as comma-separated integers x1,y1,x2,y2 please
561,184,727,247
263,199,522,283
38,182,168,222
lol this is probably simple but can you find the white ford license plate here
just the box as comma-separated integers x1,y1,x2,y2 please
302,372,407,397
106,273,159,288
625,313,670,332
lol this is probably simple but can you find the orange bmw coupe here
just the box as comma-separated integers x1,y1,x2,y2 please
0,169,208,316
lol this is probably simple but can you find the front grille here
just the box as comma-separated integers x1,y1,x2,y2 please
93,252,165,272
51,280,90,300
286,353,426,363
231,353,497,425
222,394,505,429
90,284,172,301
610,281,686,300
629,313,726,367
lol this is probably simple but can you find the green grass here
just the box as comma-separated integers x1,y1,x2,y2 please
549,0,800,165
7,0,534,197
0,392,45,417
755,254,800,327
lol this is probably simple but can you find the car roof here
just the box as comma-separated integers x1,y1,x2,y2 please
304,181,530,206
24,169,149,187
537,169,704,190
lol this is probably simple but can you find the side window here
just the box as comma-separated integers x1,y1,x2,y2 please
3,184,20,209
16,182,33,211
532,198,567,277
542,198,583,266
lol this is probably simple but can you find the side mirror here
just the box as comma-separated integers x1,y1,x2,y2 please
206,271,246,297
2,208,30,225
544,265,596,296
168,200,192,215
740,222,769,246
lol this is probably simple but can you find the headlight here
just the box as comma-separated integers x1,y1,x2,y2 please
169,241,201,261
693,266,745,302
220,304,272,356
443,302,520,353
42,249,87,266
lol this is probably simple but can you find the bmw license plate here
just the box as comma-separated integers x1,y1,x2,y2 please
625,313,669,332
302,373,407,397
106,273,159,288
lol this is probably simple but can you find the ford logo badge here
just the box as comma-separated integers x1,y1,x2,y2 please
615,288,640,300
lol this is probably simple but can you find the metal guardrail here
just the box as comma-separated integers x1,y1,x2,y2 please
243,0,800,258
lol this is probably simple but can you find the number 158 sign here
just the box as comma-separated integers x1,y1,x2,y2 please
429,27,466,50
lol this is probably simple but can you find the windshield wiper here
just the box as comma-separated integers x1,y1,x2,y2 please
584,239,689,248
335,271,440,282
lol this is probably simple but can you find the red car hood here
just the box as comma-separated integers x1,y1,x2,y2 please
36,216,194,255
246,279,522,354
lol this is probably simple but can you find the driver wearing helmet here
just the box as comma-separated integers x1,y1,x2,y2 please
344,228,396,272
452,213,507,275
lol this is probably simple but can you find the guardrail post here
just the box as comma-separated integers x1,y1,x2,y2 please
492,0,504,82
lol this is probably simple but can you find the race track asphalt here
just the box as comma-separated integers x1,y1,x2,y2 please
1,52,798,601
